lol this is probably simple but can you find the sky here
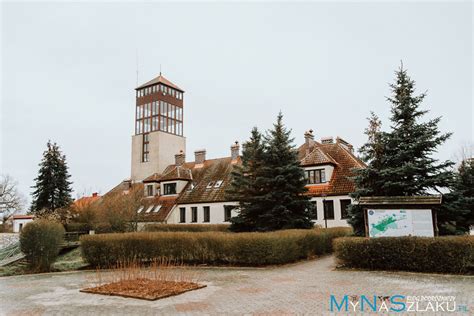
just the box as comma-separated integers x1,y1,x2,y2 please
1,1,472,206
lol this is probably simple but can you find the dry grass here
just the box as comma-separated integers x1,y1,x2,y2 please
81,258,205,301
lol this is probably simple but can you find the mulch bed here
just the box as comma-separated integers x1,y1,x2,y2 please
80,278,206,301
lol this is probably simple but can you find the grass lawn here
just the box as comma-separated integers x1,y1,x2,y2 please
0,247,88,277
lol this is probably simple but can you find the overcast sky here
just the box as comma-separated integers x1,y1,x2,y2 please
1,2,472,206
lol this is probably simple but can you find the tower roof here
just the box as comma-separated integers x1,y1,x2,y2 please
135,74,184,92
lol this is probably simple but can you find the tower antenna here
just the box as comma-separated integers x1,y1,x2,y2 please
160,64,162,76
135,48,139,86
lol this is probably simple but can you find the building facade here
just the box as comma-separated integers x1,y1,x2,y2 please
113,74,365,228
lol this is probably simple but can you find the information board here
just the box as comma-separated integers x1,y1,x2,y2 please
367,209,434,237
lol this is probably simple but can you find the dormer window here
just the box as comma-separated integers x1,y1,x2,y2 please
206,181,215,189
306,169,326,184
146,184,154,196
214,180,223,188
163,183,177,195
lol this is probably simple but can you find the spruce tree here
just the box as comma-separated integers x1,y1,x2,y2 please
226,127,266,232
30,141,73,215
258,113,313,231
439,158,474,234
348,113,387,235
382,66,453,195
227,114,314,231
349,65,454,235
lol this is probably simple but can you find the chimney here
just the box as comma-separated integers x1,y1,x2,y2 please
231,141,240,162
92,192,98,197
175,150,185,166
336,136,353,152
305,130,315,146
321,136,334,144
194,149,206,164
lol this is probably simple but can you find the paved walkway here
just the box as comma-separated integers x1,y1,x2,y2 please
0,256,472,315
0,234,19,249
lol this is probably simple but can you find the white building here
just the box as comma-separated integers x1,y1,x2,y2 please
12,215,34,233
110,74,365,227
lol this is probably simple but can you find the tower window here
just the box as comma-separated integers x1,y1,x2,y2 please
142,133,149,162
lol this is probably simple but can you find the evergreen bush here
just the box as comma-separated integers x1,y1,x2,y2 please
20,220,65,272
334,236,474,274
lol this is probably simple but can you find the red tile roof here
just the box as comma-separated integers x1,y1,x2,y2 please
137,196,178,222
298,141,365,197
74,193,101,207
136,74,184,92
12,215,34,220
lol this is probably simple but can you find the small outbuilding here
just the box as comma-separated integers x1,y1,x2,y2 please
359,196,442,238
12,215,34,233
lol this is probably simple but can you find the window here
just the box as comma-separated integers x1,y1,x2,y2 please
224,205,233,222
154,205,161,213
145,205,154,213
179,207,186,223
310,201,318,220
214,180,223,188
146,184,153,196
163,183,177,195
206,181,215,189
142,133,149,162
305,169,326,184
340,199,351,219
191,207,198,222
323,200,334,220
203,206,210,222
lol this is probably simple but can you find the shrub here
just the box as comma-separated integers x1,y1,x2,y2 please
20,220,65,272
65,222,93,232
81,227,351,267
143,224,230,233
334,236,474,274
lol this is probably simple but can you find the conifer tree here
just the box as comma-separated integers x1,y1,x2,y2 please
226,127,266,232
349,65,454,235
439,158,474,234
348,113,386,235
382,66,453,195
30,141,73,215
227,114,314,231
258,113,313,231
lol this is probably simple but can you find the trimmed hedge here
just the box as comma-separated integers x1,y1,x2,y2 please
81,227,351,267
334,236,474,274
143,224,230,233
20,220,65,272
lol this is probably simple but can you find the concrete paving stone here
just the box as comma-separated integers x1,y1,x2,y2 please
0,256,472,315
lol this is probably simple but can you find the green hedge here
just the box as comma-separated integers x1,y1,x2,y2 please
334,236,474,274
143,224,230,233
81,227,351,267
20,220,65,272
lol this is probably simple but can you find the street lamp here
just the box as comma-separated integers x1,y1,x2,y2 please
322,194,327,229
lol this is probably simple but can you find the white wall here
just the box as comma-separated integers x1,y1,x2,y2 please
167,196,351,228
131,131,186,182
12,218,33,233
167,202,239,224
310,195,352,228
304,165,335,183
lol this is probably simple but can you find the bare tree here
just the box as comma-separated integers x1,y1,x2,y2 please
0,174,25,229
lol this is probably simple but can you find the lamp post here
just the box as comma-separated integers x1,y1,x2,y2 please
322,194,327,229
